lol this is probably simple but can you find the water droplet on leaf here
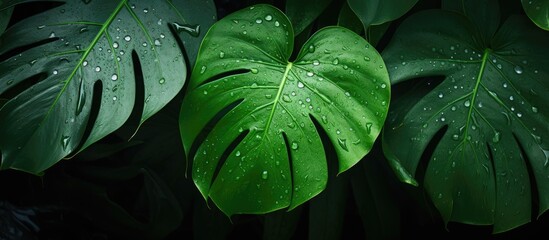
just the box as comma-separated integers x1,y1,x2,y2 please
514,65,523,74
172,22,200,37
337,138,348,151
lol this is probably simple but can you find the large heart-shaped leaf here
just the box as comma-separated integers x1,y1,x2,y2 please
180,4,390,216
521,0,549,31
347,0,419,30
0,0,207,173
382,9,549,233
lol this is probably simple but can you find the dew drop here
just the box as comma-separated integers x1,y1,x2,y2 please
172,22,201,37
291,141,299,150
124,35,131,42
452,134,459,141
308,45,315,53
306,72,314,77
332,58,339,65
154,39,162,46
438,93,444,98
274,21,280,27
255,18,263,24
261,171,268,180
61,136,70,150
312,60,320,66
297,82,304,88
219,51,225,58
95,66,101,72
282,94,291,102
366,122,373,134
111,74,118,81
514,65,523,74
464,100,471,107
200,65,207,74
381,83,387,89
159,78,166,84
52,70,58,75
235,151,241,156
250,68,259,74
321,115,328,124
112,96,117,101
492,131,501,143
113,42,119,48
337,138,348,151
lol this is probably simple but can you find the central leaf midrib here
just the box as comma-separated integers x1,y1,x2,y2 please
263,62,293,138
40,0,128,126
461,48,490,145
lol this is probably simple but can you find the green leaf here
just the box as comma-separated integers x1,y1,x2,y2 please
180,4,390,216
0,1,13,35
382,9,549,233
338,1,364,35
522,0,549,31
442,0,500,46
285,0,332,35
347,0,419,30
0,0,197,173
169,0,217,66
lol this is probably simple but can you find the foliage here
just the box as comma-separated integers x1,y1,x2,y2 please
383,0,549,233
0,0,548,239
180,4,389,216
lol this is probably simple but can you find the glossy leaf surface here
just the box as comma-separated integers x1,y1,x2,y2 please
383,9,549,232
0,0,214,173
521,0,549,30
180,4,390,216
347,0,418,29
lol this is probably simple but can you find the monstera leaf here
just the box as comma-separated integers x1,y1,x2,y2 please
180,4,390,215
347,0,418,30
0,0,213,173
382,8,549,233
521,0,549,31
